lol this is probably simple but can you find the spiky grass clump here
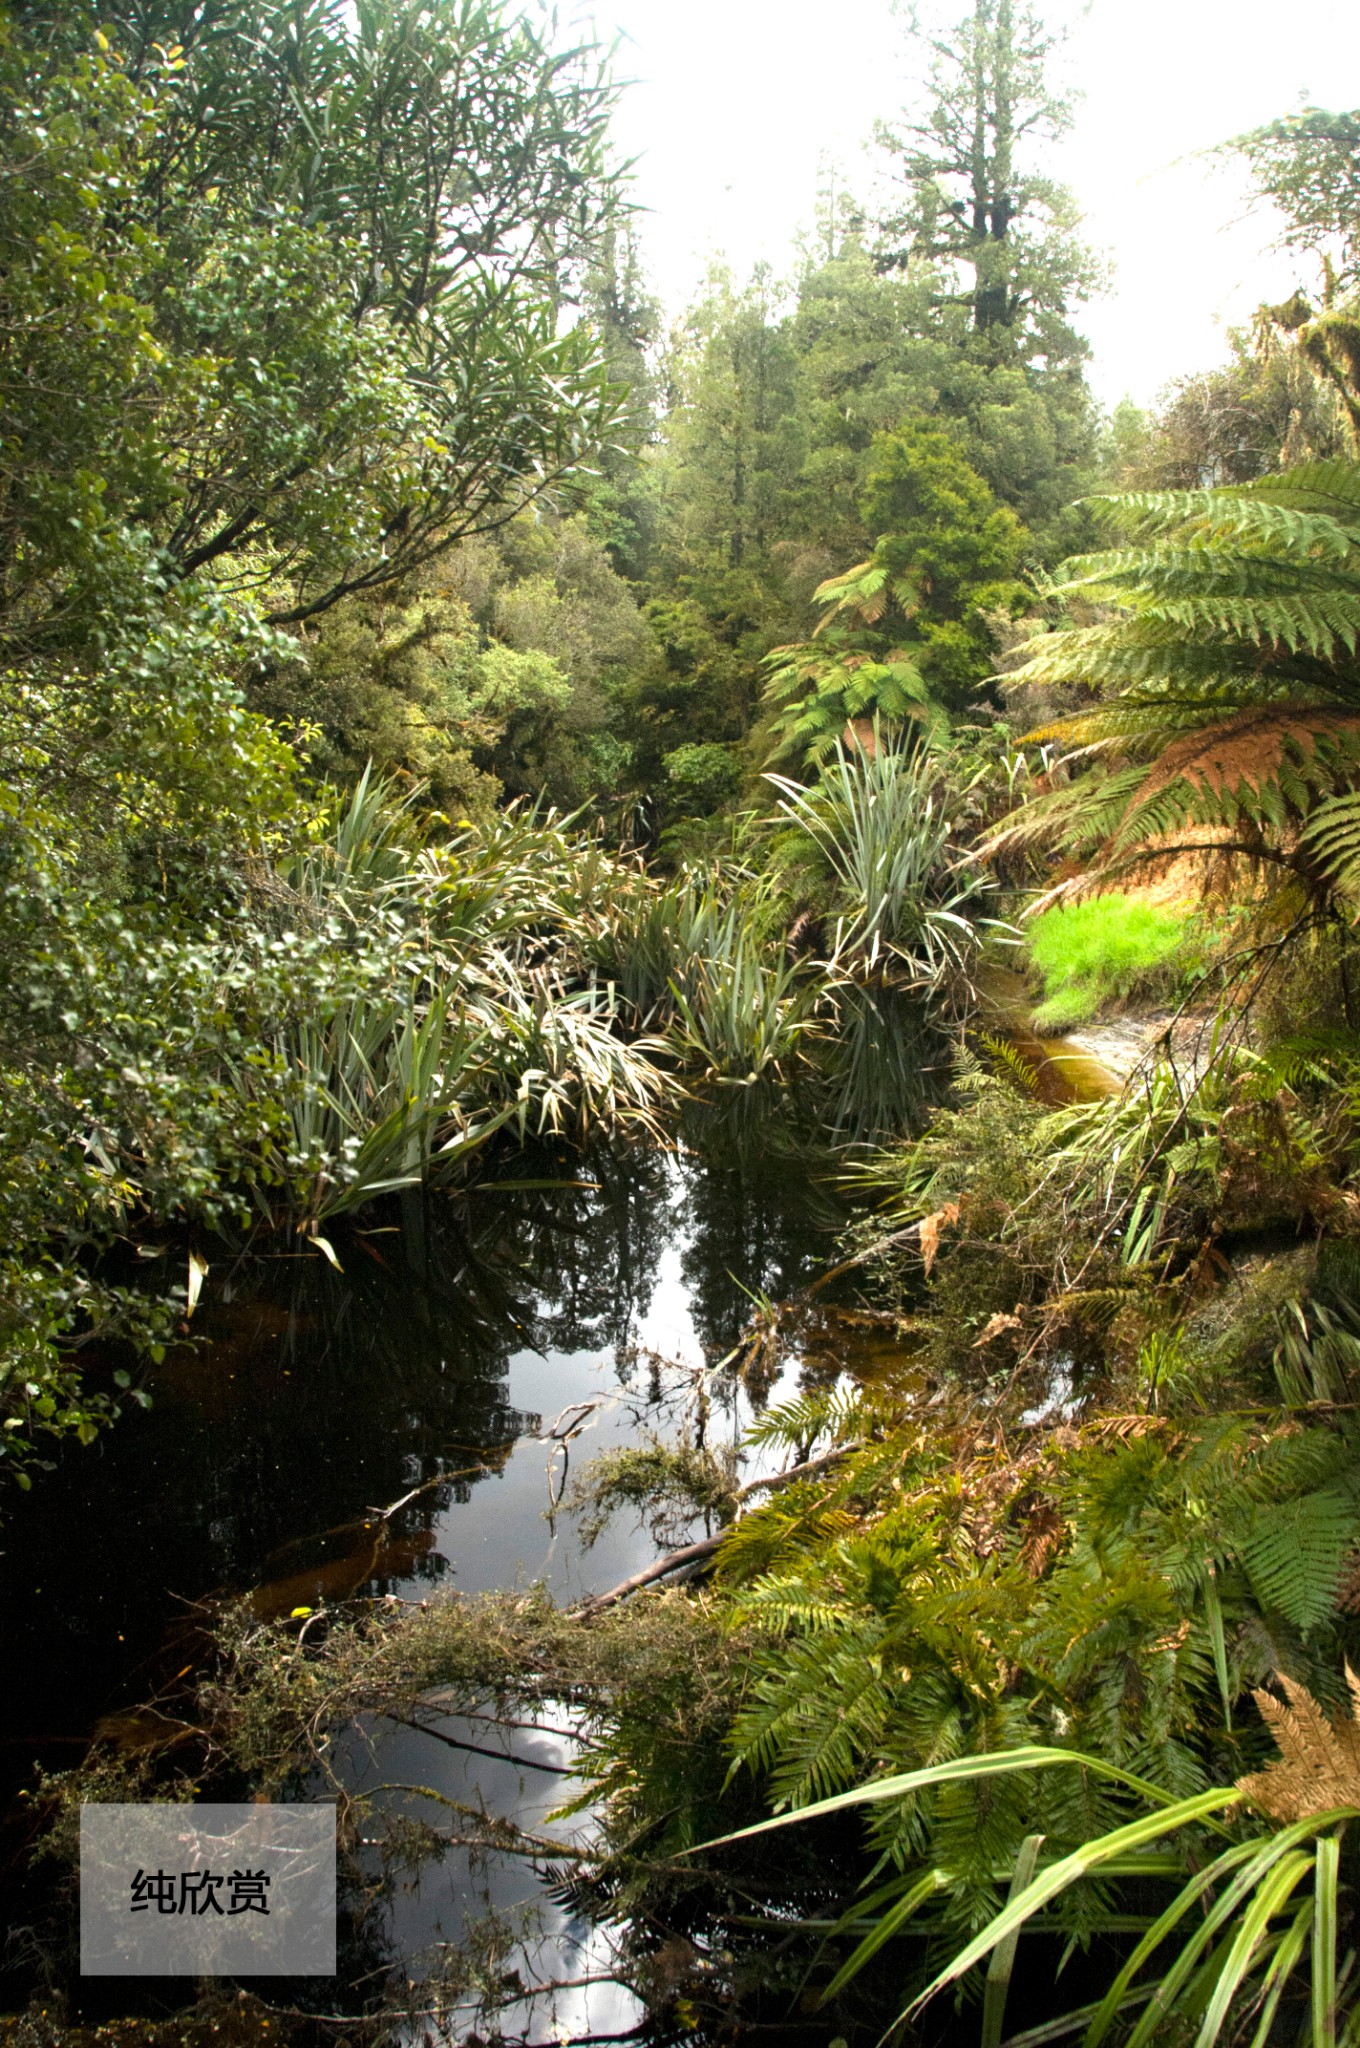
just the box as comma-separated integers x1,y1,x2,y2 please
768,737,994,992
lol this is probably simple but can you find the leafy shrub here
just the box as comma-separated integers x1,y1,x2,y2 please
1027,892,1186,1030
661,742,744,815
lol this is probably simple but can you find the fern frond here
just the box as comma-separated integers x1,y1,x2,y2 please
981,766,1149,860
1299,790,1360,897
1081,483,1360,554
978,1029,1042,1097
1145,592,1360,660
1238,1489,1360,1630
741,1386,876,1454
1237,1668,1360,1821
1110,706,1360,841
729,1625,898,1807
1244,460,1360,523
1058,544,1360,596
988,707,1360,870
736,1570,862,1636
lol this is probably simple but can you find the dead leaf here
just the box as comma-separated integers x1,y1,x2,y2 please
186,1250,209,1317
918,1202,960,1276
1236,1665,1360,1822
1016,1521,1060,1575
972,1311,1022,1348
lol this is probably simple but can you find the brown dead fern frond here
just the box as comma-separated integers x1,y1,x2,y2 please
1017,1499,1068,1578
1236,1665,1360,1822
1127,705,1360,807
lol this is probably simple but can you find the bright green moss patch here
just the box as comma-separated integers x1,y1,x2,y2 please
1027,893,1187,1031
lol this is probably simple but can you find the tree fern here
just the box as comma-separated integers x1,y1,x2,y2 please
760,424,1028,761
991,460,1360,899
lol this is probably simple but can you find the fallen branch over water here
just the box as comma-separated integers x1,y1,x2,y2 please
574,1535,725,1614
574,1441,860,1614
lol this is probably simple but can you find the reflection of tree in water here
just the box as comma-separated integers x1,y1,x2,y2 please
669,992,952,1362
486,1136,676,1362
0,1151,674,1766
676,1093,847,1360
811,983,951,1148
0,1119,856,1815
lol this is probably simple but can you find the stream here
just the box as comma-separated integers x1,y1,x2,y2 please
0,1104,876,2038
0,991,1121,2041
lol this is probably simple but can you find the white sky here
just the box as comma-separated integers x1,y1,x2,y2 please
597,0,1360,412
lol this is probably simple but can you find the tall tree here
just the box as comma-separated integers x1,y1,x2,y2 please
874,0,1099,369
763,418,1030,761
656,268,803,580
1226,106,1360,456
789,235,1097,546
613,273,807,780
1111,330,1352,490
1231,108,1360,293
3,0,632,649
574,222,663,575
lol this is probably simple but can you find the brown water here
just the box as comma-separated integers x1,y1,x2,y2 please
977,966,1125,1101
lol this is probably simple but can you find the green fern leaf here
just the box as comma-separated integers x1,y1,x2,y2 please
1238,1488,1359,1630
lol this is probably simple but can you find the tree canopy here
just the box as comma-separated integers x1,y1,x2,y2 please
874,0,1101,369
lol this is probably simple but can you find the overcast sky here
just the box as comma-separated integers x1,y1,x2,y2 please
598,0,1360,412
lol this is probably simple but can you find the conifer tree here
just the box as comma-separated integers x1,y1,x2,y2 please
1232,106,1360,292
874,0,1099,372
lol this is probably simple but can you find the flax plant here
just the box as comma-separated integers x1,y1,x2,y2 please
268,985,508,1228
591,866,821,1082
233,772,680,1225
768,735,998,992
667,927,817,1084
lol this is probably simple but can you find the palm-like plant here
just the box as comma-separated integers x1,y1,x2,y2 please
991,460,1360,907
666,930,817,1084
589,867,764,1029
762,557,947,768
762,420,1029,765
274,985,508,1227
586,864,822,1082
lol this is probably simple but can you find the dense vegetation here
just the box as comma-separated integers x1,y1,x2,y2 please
9,0,1360,2042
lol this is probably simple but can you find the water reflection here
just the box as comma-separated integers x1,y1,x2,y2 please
0,1121,846,1808
0,1086,934,2030
812,981,952,1146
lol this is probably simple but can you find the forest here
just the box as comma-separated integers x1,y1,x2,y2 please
5,0,1360,2043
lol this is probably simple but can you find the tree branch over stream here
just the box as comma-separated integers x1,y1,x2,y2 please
570,1441,861,1614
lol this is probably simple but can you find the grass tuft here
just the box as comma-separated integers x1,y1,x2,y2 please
1028,893,1186,1031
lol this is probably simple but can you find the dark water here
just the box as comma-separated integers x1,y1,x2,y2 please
0,1101,871,2031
